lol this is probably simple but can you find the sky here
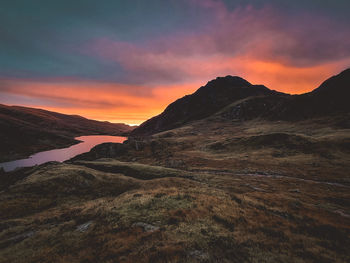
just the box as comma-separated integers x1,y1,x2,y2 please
0,0,349,124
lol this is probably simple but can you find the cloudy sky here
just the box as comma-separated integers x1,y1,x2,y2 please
1,0,349,124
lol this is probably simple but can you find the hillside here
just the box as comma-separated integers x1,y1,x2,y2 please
131,76,282,136
132,69,350,136
0,104,134,162
220,68,350,124
0,69,349,262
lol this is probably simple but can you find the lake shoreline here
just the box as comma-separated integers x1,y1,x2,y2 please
0,137,80,163
0,135,127,172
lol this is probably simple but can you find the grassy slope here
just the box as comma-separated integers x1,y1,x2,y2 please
0,115,349,262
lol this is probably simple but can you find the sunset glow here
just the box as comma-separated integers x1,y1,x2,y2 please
1,0,349,124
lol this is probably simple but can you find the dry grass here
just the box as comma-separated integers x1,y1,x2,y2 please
0,118,349,262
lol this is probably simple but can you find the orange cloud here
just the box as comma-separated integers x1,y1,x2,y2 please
1,58,346,125
221,56,350,94
0,78,203,124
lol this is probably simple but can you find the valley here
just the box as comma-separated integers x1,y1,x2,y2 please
0,104,134,162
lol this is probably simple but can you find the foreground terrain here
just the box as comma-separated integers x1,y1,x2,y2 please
0,70,349,262
0,117,349,263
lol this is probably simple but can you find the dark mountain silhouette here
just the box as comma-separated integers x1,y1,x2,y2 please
309,68,350,112
221,68,350,122
132,68,350,136
312,68,350,96
131,76,282,136
0,104,134,162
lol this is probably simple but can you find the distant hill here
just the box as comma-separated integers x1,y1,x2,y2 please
132,68,350,136
0,104,134,162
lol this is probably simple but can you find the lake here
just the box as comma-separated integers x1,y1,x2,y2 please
0,135,127,172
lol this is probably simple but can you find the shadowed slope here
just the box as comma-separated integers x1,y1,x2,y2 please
0,104,134,162
221,68,350,124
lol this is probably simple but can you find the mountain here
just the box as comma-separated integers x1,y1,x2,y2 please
312,68,350,96
130,76,280,136
131,76,282,136
0,104,134,162
221,68,350,123
309,68,350,112
132,69,350,136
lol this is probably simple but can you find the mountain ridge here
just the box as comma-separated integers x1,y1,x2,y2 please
131,76,283,136
132,68,350,136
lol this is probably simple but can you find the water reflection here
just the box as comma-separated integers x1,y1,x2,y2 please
0,135,127,172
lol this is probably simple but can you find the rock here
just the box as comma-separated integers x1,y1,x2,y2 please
245,184,267,192
9,231,35,242
132,222,159,232
188,250,210,261
334,210,350,218
76,221,93,232
165,159,185,168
